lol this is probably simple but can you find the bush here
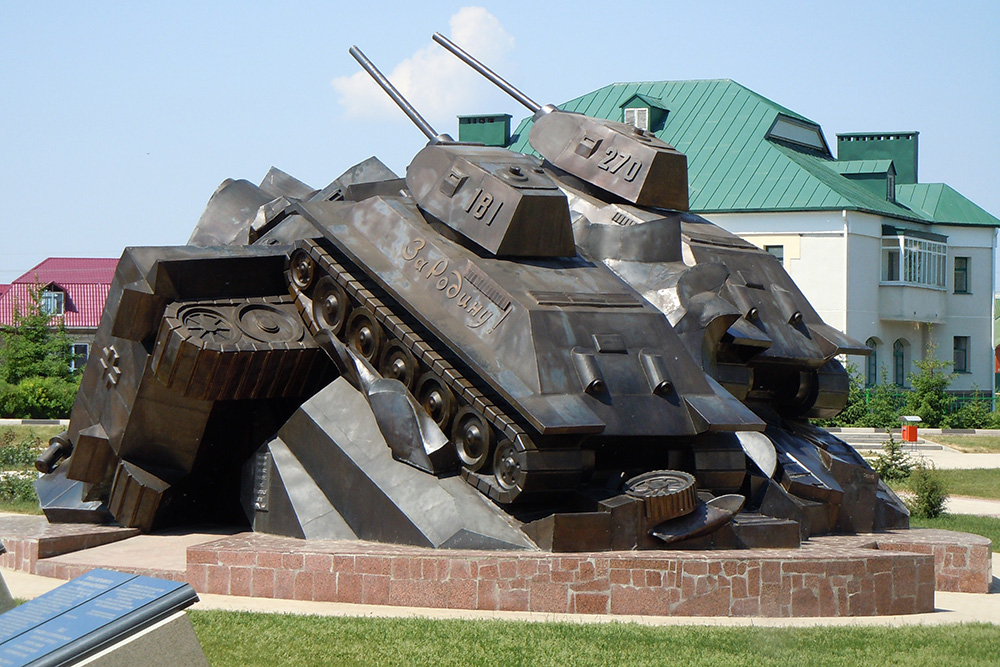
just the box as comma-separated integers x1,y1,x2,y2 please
949,389,1000,429
0,429,43,468
857,379,903,429
0,376,79,419
906,462,948,519
869,431,913,482
0,471,38,503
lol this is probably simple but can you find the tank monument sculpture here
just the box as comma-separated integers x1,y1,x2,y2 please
32,42,910,555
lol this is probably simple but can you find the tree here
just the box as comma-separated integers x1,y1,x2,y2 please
902,342,955,428
0,283,76,384
0,283,80,418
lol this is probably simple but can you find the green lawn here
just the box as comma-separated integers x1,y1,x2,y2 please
910,513,1000,546
0,424,63,442
887,468,1000,501
187,614,1000,666
923,434,1000,453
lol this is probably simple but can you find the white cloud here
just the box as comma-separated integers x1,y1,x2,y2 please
332,7,516,135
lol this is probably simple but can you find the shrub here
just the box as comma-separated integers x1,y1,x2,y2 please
949,389,1000,429
0,471,38,503
869,431,913,483
0,431,43,468
906,462,948,519
0,376,79,419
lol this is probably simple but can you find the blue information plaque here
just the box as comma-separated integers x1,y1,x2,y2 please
0,569,199,667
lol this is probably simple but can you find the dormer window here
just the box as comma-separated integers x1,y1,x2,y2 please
766,114,830,155
623,107,649,131
40,289,64,316
618,94,668,133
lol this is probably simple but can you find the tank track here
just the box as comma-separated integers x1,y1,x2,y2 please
287,238,586,504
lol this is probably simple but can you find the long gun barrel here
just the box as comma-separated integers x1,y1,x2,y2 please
349,45,451,142
431,33,542,114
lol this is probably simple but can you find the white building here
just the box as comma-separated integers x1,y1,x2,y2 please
505,81,1000,393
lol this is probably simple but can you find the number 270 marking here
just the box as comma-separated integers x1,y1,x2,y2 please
597,148,642,182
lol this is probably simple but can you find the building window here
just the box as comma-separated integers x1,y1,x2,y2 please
623,107,649,131
865,337,880,386
893,339,909,386
764,245,784,265
69,343,89,373
954,257,970,294
954,336,970,373
40,290,65,316
881,236,946,288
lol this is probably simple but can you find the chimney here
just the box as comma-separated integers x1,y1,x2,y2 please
457,114,512,147
836,132,919,185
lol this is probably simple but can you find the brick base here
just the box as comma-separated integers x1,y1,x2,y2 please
0,516,990,617
185,533,947,616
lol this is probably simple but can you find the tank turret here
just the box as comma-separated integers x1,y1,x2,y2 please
432,33,689,211
350,46,574,258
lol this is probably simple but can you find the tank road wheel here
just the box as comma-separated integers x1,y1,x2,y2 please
415,373,456,429
379,342,418,390
289,249,315,290
623,470,698,523
493,439,526,494
312,276,349,336
345,307,384,362
452,407,494,472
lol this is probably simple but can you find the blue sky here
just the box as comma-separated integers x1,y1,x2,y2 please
2,1,998,284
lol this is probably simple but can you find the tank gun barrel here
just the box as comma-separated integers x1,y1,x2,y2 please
349,45,449,142
431,33,542,114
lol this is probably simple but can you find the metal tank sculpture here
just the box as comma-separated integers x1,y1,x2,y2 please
33,41,906,552
430,33,908,539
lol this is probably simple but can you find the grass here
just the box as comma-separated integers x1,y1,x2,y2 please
887,468,1000,501
0,424,63,442
910,513,1000,546
923,434,1000,453
186,614,1000,666
0,496,43,515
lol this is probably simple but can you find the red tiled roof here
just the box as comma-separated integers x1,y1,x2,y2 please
12,257,118,286
0,285,9,300
0,258,117,329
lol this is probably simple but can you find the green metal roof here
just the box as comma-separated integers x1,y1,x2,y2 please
828,159,895,175
895,183,1000,227
507,79,1000,228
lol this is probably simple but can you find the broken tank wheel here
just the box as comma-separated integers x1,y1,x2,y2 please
623,470,698,523
452,407,494,472
289,249,315,290
181,307,238,344
379,342,418,390
312,276,349,335
345,307,384,362
493,439,526,494
414,372,455,429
